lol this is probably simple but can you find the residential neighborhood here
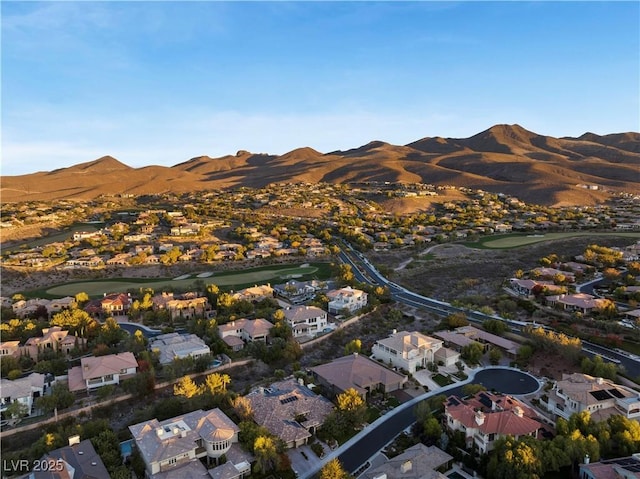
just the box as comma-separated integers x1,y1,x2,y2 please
0,184,639,479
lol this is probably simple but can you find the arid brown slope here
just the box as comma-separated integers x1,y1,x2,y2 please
2,125,638,205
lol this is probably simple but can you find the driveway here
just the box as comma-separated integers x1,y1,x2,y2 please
288,444,326,477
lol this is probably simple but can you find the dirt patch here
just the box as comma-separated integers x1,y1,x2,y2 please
526,350,578,381
369,236,638,304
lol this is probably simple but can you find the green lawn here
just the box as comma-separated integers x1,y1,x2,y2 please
39,262,332,298
465,231,640,249
432,373,454,387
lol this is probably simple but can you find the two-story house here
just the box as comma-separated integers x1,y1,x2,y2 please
546,373,640,421
247,378,333,449
218,318,274,351
0,373,46,417
129,408,250,479
444,391,542,455
22,326,86,359
67,352,138,392
371,330,443,374
282,305,327,339
327,287,368,314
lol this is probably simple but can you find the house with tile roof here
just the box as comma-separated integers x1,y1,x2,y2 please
0,340,21,358
26,437,110,479
21,326,86,359
361,443,453,479
310,353,407,398
326,286,368,314
149,333,211,365
434,325,519,357
578,453,640,479
444,391,542,455
100,293,130,317
67,352,138,392
129,408,250,479
246,378,333,449
372,331,443,374
545,293,610,316
0,373,47,417
231,285,274,303
546,373,640,421
218,318,274,350
282,305,327,340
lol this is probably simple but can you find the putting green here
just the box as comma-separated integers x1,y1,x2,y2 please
45,265,320,297
469,231,640,249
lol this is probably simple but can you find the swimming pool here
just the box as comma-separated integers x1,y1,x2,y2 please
120,439,134,457
211,359,222,368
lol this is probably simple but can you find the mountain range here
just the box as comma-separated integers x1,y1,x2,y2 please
2,124,638,206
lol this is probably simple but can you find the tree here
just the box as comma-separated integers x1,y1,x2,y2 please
232,396,254,421
320,458,352,479
483,319,507,335
344,339,362,355
444,312,469,329
336,388,367,428
461,341,484,365
462,383,487,397
489,347,502,365
202,372,231,395
253,436,278,473
74,292,90,305
173,376,200,399
50,309,98,337
487,436,543,479
5,400,29,419
36,383,74,413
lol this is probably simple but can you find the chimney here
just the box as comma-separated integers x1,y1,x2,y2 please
68,435,81,446
354,352,358,357
400,461,412,473
584,454,590,465
392,329,397,335
475,411,485,425
596,377,604,385
513,406,524,418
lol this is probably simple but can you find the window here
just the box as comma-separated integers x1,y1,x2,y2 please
104,374,114,381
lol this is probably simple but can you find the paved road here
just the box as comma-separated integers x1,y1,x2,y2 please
302,367,540,478
339,247,640,378
118,322,162,339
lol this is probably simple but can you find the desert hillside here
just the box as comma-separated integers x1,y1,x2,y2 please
2,125,638,206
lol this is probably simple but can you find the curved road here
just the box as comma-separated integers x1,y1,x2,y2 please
301,367,540,478
339,249,640,378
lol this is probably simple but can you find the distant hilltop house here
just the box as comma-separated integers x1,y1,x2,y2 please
444,391,543,455
149,333,211,365
310,353,407,398
72,230,103,241
326,286,368,314
246,378,333,449
545,373,640,421
371,330,446,373
218,318,274,351
68,352,138,393
282,305,328,340
129,408,250,479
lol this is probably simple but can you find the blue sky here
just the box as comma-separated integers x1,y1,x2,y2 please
2,1,639,176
